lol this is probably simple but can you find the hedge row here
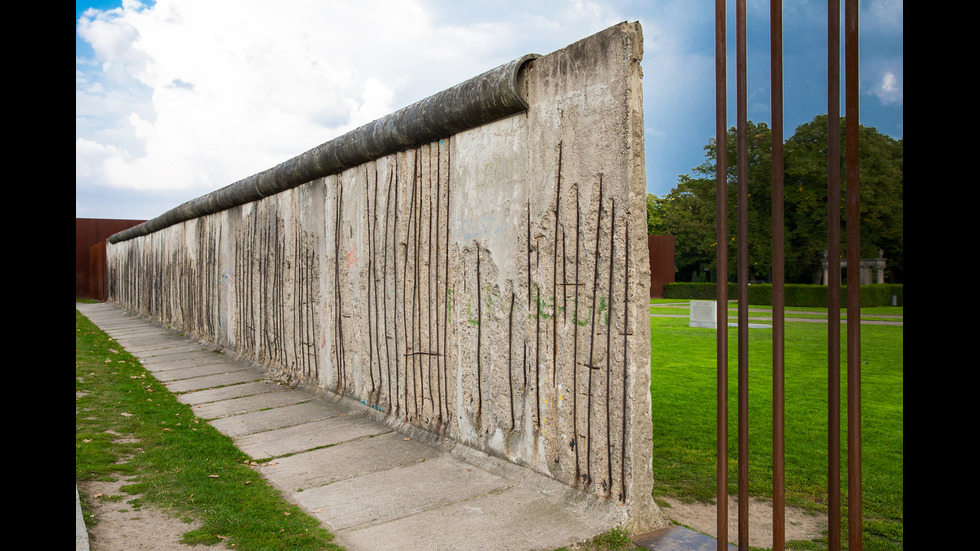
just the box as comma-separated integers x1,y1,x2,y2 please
661,282,903,307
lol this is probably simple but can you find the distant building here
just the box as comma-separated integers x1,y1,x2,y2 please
648,235,675,298
76,218,146,299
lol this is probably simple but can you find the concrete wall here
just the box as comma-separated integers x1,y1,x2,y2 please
107,22,664,530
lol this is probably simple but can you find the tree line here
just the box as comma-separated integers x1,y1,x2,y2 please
648,114,903,284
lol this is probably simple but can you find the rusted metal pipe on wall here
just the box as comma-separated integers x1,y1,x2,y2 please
108,53,538,244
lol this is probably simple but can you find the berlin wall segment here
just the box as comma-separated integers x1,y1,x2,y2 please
105,22,667,533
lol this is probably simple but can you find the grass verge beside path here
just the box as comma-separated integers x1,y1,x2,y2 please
649,311,903,550
75,308,343,550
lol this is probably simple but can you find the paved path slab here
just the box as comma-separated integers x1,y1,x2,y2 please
190,387,313,419
234,414,390,458
177,380,287,406
162,369,265,394
255,431,439,491
149,361,252,381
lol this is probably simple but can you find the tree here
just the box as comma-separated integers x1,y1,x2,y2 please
655,114,903,283
657,175,717,281
646,193,667,235
656,120,775,282
784,115,904,282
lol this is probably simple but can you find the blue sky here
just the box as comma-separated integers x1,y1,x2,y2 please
76,0,902,221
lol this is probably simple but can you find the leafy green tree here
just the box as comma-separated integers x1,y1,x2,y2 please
784,115,904,282
656,114,903,283
657,174,717,281
656,120,774,282
646,193,667,235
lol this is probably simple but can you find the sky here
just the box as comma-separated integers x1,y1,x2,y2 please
76,0,903,221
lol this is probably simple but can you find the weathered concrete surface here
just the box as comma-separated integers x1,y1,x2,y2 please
105,22,667,534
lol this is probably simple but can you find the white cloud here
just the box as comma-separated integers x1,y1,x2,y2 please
862,0,903,108
349,78,397,129
871,69,903,106
75,0,511,199
75,0,638,205
76,138,129,181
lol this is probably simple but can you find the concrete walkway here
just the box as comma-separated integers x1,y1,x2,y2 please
77,302,717,551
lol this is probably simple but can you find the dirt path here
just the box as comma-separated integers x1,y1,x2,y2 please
78,479,213,551
658,495,828,549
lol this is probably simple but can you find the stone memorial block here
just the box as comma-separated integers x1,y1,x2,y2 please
689,300,717,328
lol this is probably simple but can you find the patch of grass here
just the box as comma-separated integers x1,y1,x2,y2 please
76,309,343,550
587,526,636,550
553,526,640,551
650,310,903,550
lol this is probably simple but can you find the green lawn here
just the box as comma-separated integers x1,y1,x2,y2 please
76,309,343,550
649,307,903,550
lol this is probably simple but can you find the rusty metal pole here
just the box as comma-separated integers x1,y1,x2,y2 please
827,0,842,548
845,0,862,547
770,0,786,549
735,0,750,548
714,0,729,548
